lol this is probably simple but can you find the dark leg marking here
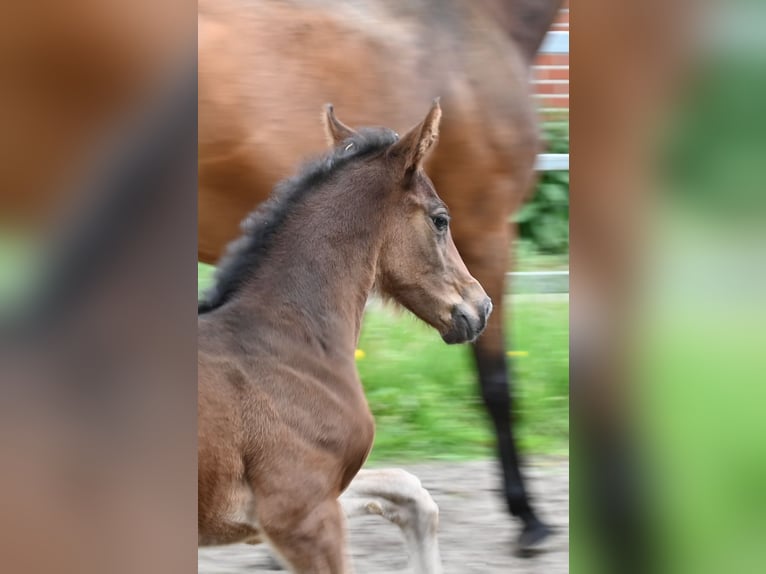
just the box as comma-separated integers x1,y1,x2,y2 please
473,344,553,552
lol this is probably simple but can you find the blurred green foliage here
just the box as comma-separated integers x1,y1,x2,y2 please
0,232,42,311
660,56,766,218
516,121,570,254
661,60,766,219
637,52,766,574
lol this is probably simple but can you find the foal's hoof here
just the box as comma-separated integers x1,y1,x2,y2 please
516,519,554,556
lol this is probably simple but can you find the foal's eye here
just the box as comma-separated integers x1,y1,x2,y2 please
431,215,449,232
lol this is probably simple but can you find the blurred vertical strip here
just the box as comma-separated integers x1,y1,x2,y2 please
573,0,766,573
0,2,197,573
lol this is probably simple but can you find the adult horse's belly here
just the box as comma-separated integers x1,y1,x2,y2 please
198,0,535,265
197,0,440,263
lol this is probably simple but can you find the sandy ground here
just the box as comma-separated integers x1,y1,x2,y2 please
198,458,569,573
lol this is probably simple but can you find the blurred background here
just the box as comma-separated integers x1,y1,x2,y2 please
0,2,198,574
572,1,766,573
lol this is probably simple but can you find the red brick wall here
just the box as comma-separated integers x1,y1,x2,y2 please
532,2,569,115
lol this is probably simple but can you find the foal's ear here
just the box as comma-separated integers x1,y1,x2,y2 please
323,104,357,147
389,98,442,178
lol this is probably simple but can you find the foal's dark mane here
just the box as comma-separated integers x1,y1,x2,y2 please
198,127,399,314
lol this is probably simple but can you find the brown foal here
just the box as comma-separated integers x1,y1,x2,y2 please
198,101,491,572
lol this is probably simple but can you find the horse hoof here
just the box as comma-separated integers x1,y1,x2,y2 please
516,520,554,556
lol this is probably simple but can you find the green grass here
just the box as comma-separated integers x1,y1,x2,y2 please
513,239,569,271
199,262,569,462
358,300,569,462
199,262,217,294
0,232,43,307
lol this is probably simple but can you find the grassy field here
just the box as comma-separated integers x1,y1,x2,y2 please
200,263,569,463
357,299,569,462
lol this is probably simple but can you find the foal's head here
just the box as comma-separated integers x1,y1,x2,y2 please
324,101,492,344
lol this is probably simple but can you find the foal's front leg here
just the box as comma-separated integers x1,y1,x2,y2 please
340,469,442,574
262,498,351,574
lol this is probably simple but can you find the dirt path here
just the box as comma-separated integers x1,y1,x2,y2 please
198,458,569,573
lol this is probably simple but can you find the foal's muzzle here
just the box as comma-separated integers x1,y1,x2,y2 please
442,296,493,344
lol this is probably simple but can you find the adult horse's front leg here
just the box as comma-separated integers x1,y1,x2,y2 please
339,468,442,574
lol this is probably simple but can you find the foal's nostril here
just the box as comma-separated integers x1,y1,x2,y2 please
473,297,491,334
452,307,471,338
444,303,484,344
457,308,470,329
482,297,493,319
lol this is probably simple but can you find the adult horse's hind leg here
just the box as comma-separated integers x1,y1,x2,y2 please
340,469,442,574
473,338,552,550
457,222,553,551
428,89,553,549
261,498,351,574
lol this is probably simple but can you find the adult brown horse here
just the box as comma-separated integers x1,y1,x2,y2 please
199,0,562,550
199,102,489,571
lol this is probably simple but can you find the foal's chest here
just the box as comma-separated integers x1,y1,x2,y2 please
267,368,375,488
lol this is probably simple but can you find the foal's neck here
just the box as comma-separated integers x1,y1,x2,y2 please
237,176,386,359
